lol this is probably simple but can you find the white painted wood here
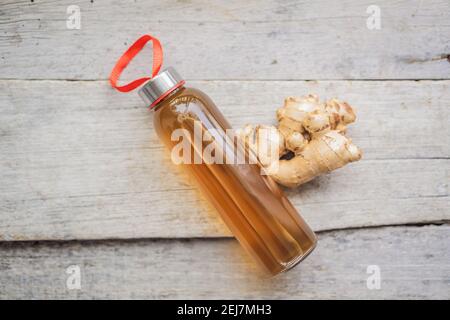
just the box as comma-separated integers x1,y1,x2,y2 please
0,0,449,80
0,225,448,299
0,80,448,240
1,0,448,299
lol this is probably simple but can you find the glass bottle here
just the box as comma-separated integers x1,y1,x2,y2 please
139,68,317,275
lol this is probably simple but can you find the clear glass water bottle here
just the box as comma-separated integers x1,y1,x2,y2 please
139,67,317,275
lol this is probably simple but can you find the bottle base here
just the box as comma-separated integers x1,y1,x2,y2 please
273,235,318,277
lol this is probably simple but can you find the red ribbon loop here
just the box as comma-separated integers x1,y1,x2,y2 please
109,35,163,92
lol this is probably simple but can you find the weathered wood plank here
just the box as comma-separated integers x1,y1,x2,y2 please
0,0,449,80
0,225,448,299
0,80,448,240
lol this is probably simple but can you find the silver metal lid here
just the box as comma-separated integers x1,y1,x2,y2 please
138,67,183,107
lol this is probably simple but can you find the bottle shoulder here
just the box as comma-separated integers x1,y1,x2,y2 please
156,86,214,113
152,85,231,131
174,86,211,101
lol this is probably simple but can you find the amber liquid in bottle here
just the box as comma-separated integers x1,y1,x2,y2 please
153,86,317,275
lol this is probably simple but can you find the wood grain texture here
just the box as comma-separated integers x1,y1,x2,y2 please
0,225,448,299
1,0,448,300
0,0,449,80
0,80,448,240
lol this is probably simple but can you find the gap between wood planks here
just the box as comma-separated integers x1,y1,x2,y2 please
0,222,447,245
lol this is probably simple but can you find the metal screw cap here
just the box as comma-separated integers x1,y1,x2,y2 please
138,67,184,107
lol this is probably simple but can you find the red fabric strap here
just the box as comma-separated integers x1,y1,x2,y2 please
109,35,163,92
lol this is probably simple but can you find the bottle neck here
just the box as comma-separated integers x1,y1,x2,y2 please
151,85,185,111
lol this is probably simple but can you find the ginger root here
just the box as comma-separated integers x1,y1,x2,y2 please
237,94,362,187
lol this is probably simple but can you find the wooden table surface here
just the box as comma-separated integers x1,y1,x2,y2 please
0,0,449,299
